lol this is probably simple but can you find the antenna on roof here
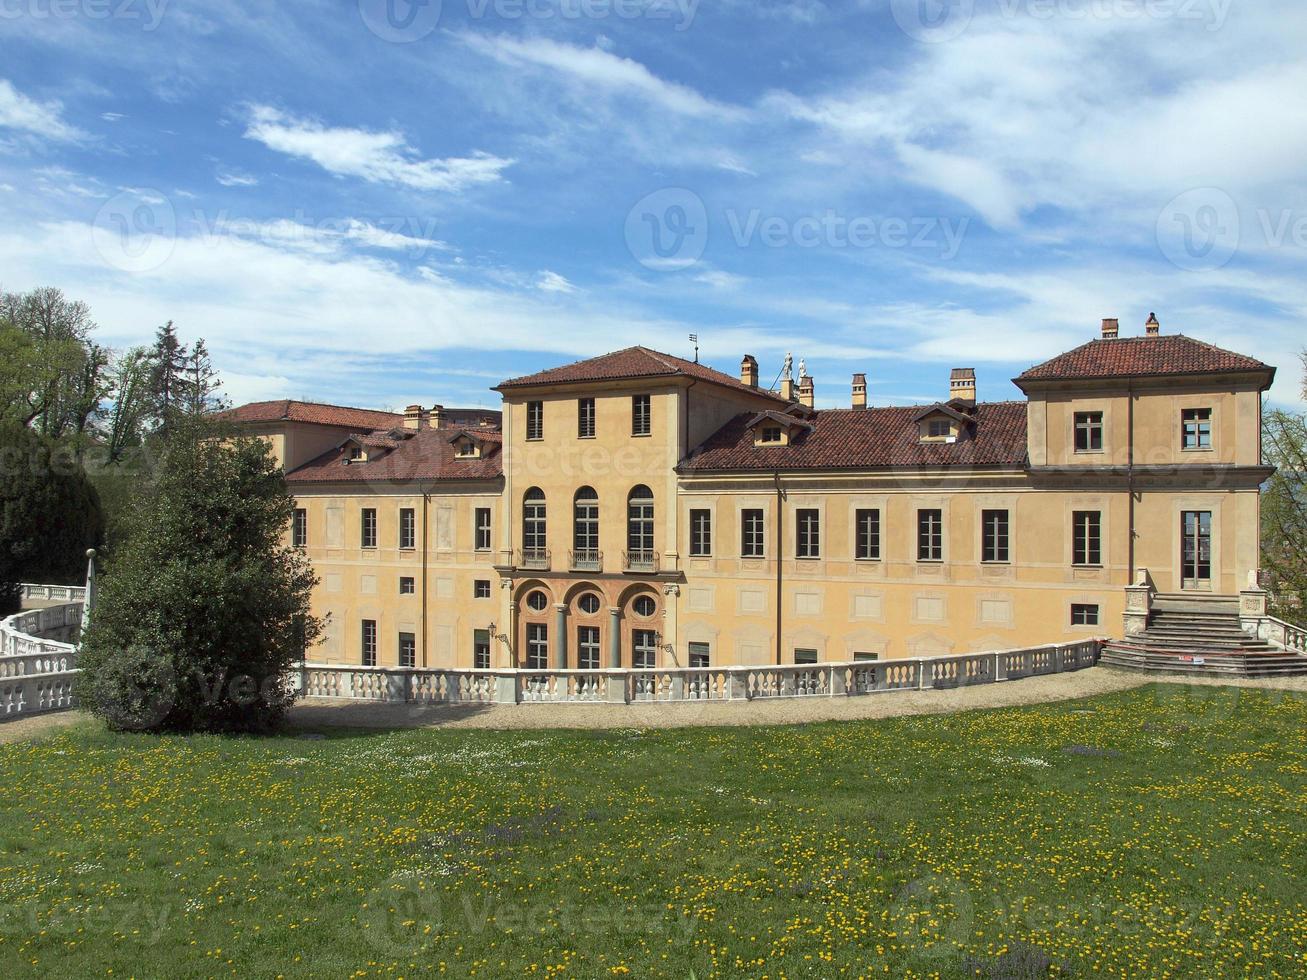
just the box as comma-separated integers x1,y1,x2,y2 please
689,334,699,363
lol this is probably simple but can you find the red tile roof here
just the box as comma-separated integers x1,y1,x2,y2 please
1016,335,1273,384
286,427,503,484
682,402,1028,472
497,346,788,403
219,400,403,430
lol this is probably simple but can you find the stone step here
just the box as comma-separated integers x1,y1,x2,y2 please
1101,644,1307,677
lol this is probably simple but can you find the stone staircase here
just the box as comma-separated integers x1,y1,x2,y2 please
1102,594,1307,677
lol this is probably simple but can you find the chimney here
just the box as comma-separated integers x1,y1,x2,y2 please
1145,312,1160,336
798,375,815,409
949,367,976,405
740,354,758,388
403,404,426,430
429,404,447,429
1101,318,1119,339
851,373,867,410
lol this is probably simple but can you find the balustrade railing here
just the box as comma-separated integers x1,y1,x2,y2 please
297,640,1102,707
569,549,603,573
518,548,550,571
20,583,87,603
623,549,659,573
1257,616,1307,654
1,602,82,719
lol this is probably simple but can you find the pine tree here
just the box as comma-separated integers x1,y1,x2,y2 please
147,320,188,434
182,339,227,417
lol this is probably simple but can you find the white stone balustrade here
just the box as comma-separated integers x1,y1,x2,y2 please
19,583,87,604
1,602,82,719
295,640,1102,707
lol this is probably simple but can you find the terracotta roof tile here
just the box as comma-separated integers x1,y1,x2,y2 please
497,346,788,403
682,402,1028,472
220,400,500,430
286,427,503,484
1016,335,1272,384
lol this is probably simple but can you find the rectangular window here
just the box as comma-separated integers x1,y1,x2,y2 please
292,508,307,548
1182,408,1212,450
796,509,821,559
578,397,596,439
632,394,652,436
917,509,943,561
526,400,543,441
361,508,377,549
474,579,491,599
741,509,766,558
688,642,710,669
474,507,492,551
1071,604,1100,627
1072,511,1102,566
526,623,548,670
854,652,879,662
633,628,658,669
1181,510,1213,583
794,648,818,665
474,629,491,669
981,509,1010,563
399,507,415,550
1074,411,1104,453
399,576,415,595
361,620,377,667
398,631,416,668
577,626,601,670
689,509,712,557
855,509,880,561
759,426,782,444
927,419,951,438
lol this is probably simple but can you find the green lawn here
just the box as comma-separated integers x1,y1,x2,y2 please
0,685,1304,979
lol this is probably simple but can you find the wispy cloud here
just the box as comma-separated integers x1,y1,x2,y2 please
0,79,84,142
242,105,514,192
215,170,258,188
535,270,577,294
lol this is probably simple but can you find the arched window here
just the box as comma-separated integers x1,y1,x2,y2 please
523,488,546,554
627,485,654,556
574,487,599,553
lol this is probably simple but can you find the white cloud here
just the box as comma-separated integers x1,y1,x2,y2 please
535,270,577,294
215,170,258,187
0,79,84,142
100,112,124,123
459,34,743,121
242,105,514,192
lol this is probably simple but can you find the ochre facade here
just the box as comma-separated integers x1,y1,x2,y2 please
226,324,1276,670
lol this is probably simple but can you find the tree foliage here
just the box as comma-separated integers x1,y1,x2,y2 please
0,420,103,615
78,420,321,732
1262,398,1307,619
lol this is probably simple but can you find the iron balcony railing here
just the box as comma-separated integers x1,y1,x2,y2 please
623,549,659,573
518,548,550,570
570,549,603,572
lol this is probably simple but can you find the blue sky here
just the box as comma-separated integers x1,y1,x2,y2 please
1,0,1304,414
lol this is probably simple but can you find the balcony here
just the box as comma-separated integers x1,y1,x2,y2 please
623,550,660,574
518,548,550,571
570,549,603,573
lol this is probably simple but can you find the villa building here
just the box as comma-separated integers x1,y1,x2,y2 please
224,316,1276,671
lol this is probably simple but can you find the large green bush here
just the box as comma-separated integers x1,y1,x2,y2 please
78,422,321,732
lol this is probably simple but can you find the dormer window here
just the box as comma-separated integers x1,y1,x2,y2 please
927,419,951,439
760,426,783,444
456,440,479,458
348,447,364,461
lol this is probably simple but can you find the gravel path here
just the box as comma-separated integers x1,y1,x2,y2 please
3,669,1303,741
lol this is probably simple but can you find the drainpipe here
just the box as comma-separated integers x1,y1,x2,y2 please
774,470,784,666
1127,382,1136,585
421,482,431,668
